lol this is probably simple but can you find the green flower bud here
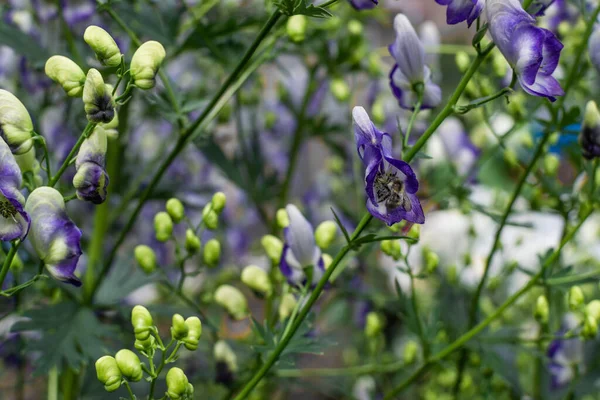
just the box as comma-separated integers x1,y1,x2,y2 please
154,211,173,242
455,51,470,73
0,89,34,155
423,248,439,274
365,311,386,337
287,15,307,43
582,314,598,339
214,340,238,372
408,224,420,240
347,19,363,36
381,240,402,260
130,41,166,90
367,53,382,77
261,235,283,264
543,154,560,176
241,265,272,297
315,221,337,249
568,286,585,311
131,305,153,341
14,147,40,175
83,25,122,67
211,192,227,213
182,316,202,351
330,78,350,102
185,229,201,254
134,245,157,274
166,198,185,223
534,295,549,324
278,293,297,320
203,239,221,267
586,300,600,322
95,356,122,392
492,52,508,77
202,204,219,230
171,314,189,340
134,335,156,352
214,284,248,320
403,340,418,364
115,349,142,382
276,208,289,228
166,367,191,399
44,55,86,97
83,69,115,123
322,253,333,270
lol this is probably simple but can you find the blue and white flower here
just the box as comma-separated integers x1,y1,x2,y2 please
0,137,30,242
435,0,484,27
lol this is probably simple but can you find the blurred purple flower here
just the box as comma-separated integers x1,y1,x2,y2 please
435,0,484,27
353,106,425,226
0,138,30,242
487,0,564,101
548,315,583,389
348,0,378,11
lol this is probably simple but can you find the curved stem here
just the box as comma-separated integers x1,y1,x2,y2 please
49,123,95,188
0,242,19,294
409,267,429,359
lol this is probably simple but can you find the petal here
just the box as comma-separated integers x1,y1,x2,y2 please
280,244,306,286
514,24,544,85
540,28,563,74
422,80,442,109
518,73,564,101
384,157,420,194
284,205,317,267
353,106,380,147
391,14,425,83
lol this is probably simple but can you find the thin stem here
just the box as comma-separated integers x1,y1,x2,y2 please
454,85,513,114
409,267,429,359
148,339,174,399
0,242,19,291
123,381,135,400
232,213,373,400
277,360,405,378
383,208,593,399
49,123,95,187
48,367,58,400
403,91,423,154
533,321,548,399
546,267,600,285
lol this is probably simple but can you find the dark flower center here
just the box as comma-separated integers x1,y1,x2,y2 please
374,171,412,211
0,198,17,219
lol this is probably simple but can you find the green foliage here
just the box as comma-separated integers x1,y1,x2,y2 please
274,0,332,18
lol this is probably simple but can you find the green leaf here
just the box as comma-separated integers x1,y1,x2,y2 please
472,23,488,47
330,207,351,244
0,23,51,68
274,0,332,18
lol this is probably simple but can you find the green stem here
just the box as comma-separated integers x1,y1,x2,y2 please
148,339,174,399
409,267,429,359
232,213,373,400
546,267,600,285
123,381,135,400
403,91,423,153
383,208,593,400
277,360,405,378
533,321,548,399
454,86,513,114
49,123,95,187
0,242,18,290
48,367,58,400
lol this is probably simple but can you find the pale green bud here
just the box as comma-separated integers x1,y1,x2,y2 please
134,245,157,274
586,300,600,321
166,198,185,223
215,284,248,320
185,229,201,254
322,253,333,270
83,69,115,123
166,367,191,399
100,110,119,139
14,147,40,174
134,335,156,352
0,89,34,154
330,78,350,102
365,311,386,337
568,286,585,311
278,293,297,320
403,340,418,364
276,208,289,228
261,235,283,264
543,154,560,176
95,356,122,392
423,248,439,274
84,25,122,67
584,101,600,128
367,53,382,76
214,340,238,372
582,314,598,339
130,41,166,90
182,316,202,351
154,211,173,242
408,224,420,240
287,15,307,43
202,204,219,230
455,51,470,73
381,240,402,260
347,19,363,36
371,98,386,125
203,239,221,267
241,265,272,297
171,314,189,340
534,295,549,324
315,221,337,249
131,305,153,341
45,55,86,97
115,349,142,382
211,192,227,213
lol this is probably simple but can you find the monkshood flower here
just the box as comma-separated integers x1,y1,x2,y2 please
44,55,86,97
24,187,83,286
83,69,115,123
389,14,441,110
0,138,30,242
548,314,584,389
280,204,325,286
435,0,484,27
348,0,377,10
130,41,166,90
580,101,600,159
353,106,425,226
84,25,122,68
73,127,109,203
0,89,34,155
486,0,564,101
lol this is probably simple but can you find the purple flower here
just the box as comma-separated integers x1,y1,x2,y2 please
280,205,325,286
548,315,583,389
353,106,425,226
0,138,30,242
73,127,109,204
590,28,600,75
348,0,377,10
24,187,83,286
486,0,564,101
529,0,556,16
435,0,484,27
389,14,441,110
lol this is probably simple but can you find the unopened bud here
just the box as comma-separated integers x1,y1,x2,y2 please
315,221,337,249
214,340,238,372
83,69,115,123
586,300,600,322
202,204,219,230
182,317,202,351
131,305,153,341
287,15,307,43
154,211,173,242
408,224,420,240
381,240,402,260
403,340,418,364
185,229,201,253
211,192,227,213
582,314,598,339
241,265,272,297
171,314,188,340
203,239,221,267
166,367,191,400
423,248,439,274
115,349,142,382
130,41,166,90
261,235,283,264
543,154,560,176
214,285,248,320
166,198,185,223
568,286,585,311
134,245,157,274
276,208,289,228
534,295,549,324
322,253,333,270
45,55,86,97
331,78,350,102
0,89,34,154
84,25,122,67
581,101,600,159
279,293,297,320
134,335,155,352
455,51,470,73
348,19,363,36
95,356,122,392
365,311,386,337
